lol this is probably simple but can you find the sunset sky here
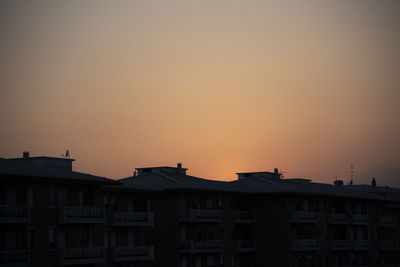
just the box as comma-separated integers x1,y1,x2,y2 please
1,1,399,183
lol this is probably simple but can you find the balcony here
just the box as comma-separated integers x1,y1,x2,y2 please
179,209,220,223
380,216,398,227
329,240,351,251
0,206,29,224
351,215,369,225
379,240,399,251
236,211,255,223
110,212,153,227
328,213,348,224
291,239,320,251
0,250,29,267
351,240,371,251
291,211,319,223
179,240,222,254
59,207,105,224
236,240,256,252
112,246,154,262
59,247,104,265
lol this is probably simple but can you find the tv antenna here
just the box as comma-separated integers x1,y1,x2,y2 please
349,164,354,185
61,149,70,158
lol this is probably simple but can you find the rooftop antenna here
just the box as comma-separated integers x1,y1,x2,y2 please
349,164,354,185
62,149,70,158
279,169,286,178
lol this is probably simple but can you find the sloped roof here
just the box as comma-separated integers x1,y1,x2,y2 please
231,176,389,200
345,184,400,193
115,169,393,200
1,157,397,201
0,159,117,184
116,170,237,192
344,184,400,201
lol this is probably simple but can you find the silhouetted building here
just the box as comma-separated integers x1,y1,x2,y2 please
1,152,400,267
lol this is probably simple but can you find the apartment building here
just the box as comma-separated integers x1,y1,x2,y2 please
0,153,118,267
1,152,399,267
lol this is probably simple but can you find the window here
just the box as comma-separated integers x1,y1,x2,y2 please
79,228,88,242
48,228,55,243
48,228,56,248
206,198,213,209
207,256,215,267
28,230,34,249
49,185,56,208
104,193,109,205
5,232,16,249
196,256,201,267
181,256,188,267
217,197,222,208
27,187,34,207
5,187,16,205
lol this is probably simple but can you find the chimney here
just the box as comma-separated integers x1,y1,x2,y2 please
274,168,280,179
371,178,376,187
23,151,30,159
177,163,182,173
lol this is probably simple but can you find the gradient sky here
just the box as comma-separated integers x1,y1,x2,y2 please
1,1,399,183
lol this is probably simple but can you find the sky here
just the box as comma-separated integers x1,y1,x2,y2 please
1,1,399,183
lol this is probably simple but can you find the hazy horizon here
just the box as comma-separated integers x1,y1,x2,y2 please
1,1,399,184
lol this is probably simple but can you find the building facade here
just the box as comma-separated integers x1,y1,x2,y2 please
1,153,399,267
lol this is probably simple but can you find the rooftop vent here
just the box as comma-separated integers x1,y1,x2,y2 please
136,164,187,176
334,179,344,186
237,169,281,180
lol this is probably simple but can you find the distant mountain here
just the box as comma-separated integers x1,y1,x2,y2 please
356,162,400,188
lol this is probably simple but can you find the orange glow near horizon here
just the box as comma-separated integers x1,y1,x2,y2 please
1,1,399,184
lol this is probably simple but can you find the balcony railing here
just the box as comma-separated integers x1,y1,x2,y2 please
179,209,221,222
0,206,29,224
329,240,351,251
112,246,154,262
328,213,348,224
380,216,398,227
236,211,256,223
110,212,153,227
0,250,28,265
59,247,104,266
59,207,105,224
291,211,319,223
351,215,369,225
351,240,371,251
379,240,399,251
291,239,320,251
236,240,256,252
179,240,222,254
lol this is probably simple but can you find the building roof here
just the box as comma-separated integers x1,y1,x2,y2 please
343,184,400,201
116,169,236,192
136,166,188,171
1,155,398,201
5,156,75,161
116,167,395,201
0,158,117,185
230,175,391,200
